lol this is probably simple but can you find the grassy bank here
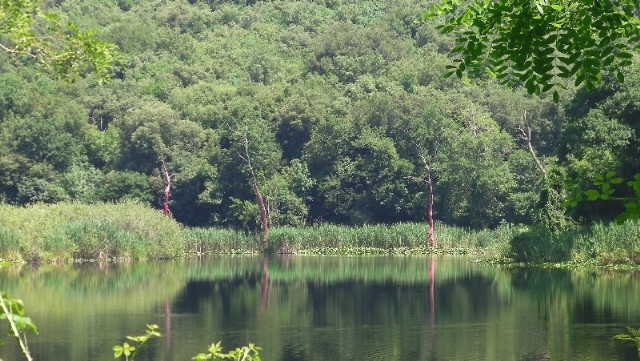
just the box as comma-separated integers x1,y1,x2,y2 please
0,202,184,262
0,203,638,266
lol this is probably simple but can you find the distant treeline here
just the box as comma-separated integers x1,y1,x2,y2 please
1,0,639,231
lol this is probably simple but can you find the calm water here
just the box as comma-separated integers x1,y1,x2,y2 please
0,256,638,361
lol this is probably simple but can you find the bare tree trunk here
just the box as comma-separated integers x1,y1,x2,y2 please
426,163,435,247
161,159,174,217
518,109,546,177
418,151,436,248
237,131,269,250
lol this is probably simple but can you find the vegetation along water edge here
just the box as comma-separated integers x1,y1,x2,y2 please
0,202,638,268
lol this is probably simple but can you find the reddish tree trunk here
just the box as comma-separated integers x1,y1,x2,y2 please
161,159,173,217
426,164,435,247
237,130,269,250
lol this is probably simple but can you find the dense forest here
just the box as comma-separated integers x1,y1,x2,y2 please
1,0,638,231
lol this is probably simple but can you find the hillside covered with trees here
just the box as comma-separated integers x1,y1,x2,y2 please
1,0,638,233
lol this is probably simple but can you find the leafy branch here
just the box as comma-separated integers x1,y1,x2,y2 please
0,0,122,83
424,0,640,99
113,324,161,361
192,342,262,361
0,292,38,361
563,171,640,224
613,327,640,357
113,324,261,361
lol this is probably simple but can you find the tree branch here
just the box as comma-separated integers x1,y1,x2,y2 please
517,109,546,177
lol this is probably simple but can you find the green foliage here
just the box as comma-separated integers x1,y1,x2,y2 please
425,0,640,96
113,324,161,361
98,171,153,204
564,172,640,224
613,327,640,358
0,0,121,82
112,324,261,361
0,291,37,360
192,342,261,361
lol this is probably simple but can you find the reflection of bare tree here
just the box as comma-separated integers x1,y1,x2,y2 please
164,298,171,352
426,257,437,360
429,258,435,332
260,257,269,310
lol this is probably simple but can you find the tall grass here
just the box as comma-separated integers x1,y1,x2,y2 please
509,220,640,265
0,226,22,263
185,222,519,257
0,202,185,262
184,228,261,254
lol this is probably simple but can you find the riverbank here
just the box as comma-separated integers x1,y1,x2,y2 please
0,203,638,267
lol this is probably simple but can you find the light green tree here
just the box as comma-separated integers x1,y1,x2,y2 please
1,0,119,82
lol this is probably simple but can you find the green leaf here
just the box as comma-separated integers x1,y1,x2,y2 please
609,177,623,184
585,189,600,201
616,71,625,82
553,90,559,102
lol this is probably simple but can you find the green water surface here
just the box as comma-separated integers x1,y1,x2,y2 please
0,256,638,360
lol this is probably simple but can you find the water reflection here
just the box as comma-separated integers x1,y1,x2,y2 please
0,257,638,361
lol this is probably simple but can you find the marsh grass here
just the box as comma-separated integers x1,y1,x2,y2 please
0,226,23,263
509,220,640,265
1,201,637,265
185,228,261,254
0,202,185,262
191,222,520,257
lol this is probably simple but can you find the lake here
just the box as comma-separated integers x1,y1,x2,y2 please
0,256,638,360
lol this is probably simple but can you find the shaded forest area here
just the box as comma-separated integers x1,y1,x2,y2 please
1,0,638,231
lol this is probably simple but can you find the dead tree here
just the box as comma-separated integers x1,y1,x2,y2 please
419,151,436,248
236,129,269,250
407,142,437,248
161,159,174,217
517,109,546,177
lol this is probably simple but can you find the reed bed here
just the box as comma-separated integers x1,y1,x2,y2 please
184,228,261,254
509,220,640,265
0,202,185,262
185,222,519,258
